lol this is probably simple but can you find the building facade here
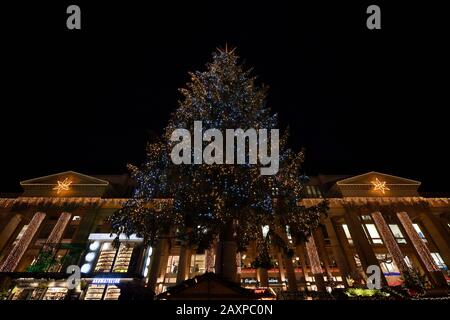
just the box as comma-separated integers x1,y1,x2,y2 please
0,171,449,300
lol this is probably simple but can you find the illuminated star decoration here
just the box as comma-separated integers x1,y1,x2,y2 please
53,178,73,194
371,177,390,194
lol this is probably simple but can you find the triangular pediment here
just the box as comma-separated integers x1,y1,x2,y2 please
20,171,109,197
336,171,420,197
20,171,109,186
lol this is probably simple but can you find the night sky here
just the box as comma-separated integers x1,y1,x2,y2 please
1,1,449,193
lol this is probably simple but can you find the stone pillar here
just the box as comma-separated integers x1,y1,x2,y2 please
314,228,332,276
147,238,169,292
419,212,450,269
205,246,215,272
323,217,351,287
305,236,326,292
343,210,387,286
295,244,307,286
46,212,72,246
0,212,46,272
176,244,191,283
371,211,409,272
397,211,447,288
0,214,22,253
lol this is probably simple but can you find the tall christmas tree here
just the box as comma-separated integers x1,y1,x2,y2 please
110,47,327,291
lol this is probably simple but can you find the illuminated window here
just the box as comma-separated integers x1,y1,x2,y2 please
342,224,353,245
376,254,399,274
431,252,447,270
94,242,116,272
364,224,383,244
112,243,134,272
413,223,427,242
190,253,206,274
360,215,372,221
166,255,180,274
388,224,407,244
93,242,135,273
404,255,413,268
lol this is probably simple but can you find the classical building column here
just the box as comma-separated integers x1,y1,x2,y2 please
274,223,297,292
295,244,307,286
305,235,326,292
323,217,351,287
343,209,387,286
147,238,169,292
176,243,191,283
371,211,409,272
396,211,447,288
0,212,46,272
314,228,332,276
46,212,72,246
205,245,215,272
0,214,22,253
419,211,450,269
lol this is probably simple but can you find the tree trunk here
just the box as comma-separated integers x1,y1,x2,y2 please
283,253,298,292
215,220,237,282
257,267,269,287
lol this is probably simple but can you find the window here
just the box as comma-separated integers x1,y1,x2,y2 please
342,224,353,245
403,255,413,268
305,186,322,198
166,255,180,274
94,242,116,272
112,243,134,272
388,224,407,244
93,242,134,273
376,254,399,274
431,252,447,270
361,215,372,221
413,223,427,242
365,224,383,244
190,253,206,274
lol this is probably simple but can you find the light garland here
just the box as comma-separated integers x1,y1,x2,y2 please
396,212,439,272
305,236,322,275
371,211,409,272
0,212,46,272
45,212,72,245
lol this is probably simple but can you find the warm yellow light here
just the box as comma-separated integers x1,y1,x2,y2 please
371,177,390,194
53,178,72,194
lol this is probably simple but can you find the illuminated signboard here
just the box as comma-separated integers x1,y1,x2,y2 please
92,278,121,284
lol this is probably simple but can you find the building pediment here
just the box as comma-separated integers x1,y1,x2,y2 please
336,171,421,197
20,171,109,197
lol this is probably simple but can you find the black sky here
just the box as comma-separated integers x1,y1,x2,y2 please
1,1,449,193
